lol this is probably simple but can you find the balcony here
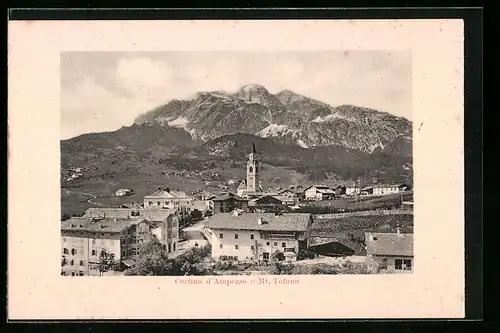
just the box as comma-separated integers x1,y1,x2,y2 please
265,233,296,240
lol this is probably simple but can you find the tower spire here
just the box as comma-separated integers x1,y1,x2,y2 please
252,142,257,154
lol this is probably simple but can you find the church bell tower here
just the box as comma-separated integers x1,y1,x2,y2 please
246,142,260,193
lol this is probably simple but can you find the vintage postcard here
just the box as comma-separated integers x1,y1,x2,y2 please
8,19,465,319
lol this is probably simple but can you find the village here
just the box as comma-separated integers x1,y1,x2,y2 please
61,143,414,276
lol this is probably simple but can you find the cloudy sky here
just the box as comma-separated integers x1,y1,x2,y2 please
61,51,412,139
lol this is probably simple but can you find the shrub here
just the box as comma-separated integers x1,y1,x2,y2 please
296,249,319,261
213,261,237,271
270,261,295,275
190,209,203,220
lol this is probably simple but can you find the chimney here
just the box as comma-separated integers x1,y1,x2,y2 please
257,217,263,225
368,233,374,242
396,227,401,235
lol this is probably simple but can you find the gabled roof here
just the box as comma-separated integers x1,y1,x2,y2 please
364,232,414,257
61,217,150,233
272,195,295,202
304,185,330,191
317,189,336,194
373,183,409,189
237,180,247,190
205,213,311,232
250,195,284,204
212,192,248,202
83,208,177,222
144,189,190,199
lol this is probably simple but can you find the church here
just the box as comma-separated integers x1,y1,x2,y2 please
236,143,276,199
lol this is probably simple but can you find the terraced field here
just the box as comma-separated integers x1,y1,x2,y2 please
311,214,414,236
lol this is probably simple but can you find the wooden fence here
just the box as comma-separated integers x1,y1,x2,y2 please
314,209,413,219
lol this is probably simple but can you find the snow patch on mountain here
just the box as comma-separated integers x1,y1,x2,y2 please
167,117,190,128
208,91,234,101
297,139,309,148
367,143,385,153
311,113,349,123
256,124,295,138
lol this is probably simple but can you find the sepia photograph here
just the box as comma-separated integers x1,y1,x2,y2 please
60,50,414,277
8,18,466,319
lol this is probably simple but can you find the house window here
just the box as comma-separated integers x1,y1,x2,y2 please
235,234,239,239
403,259,412,271
79,271,84,276
282,243,286,248
71,248,76,255
219,206,224,212
251,246,255,250
220,244,223,249
250,234,254,240
79,260,84,266
71,272,75,276
63,248,69,255
92,250,96,256
274,242,278,246
122,251,126,257
157,201,161,206
168,244,172,253
173,242,176,251
70,260,74,266
395,259,403,270
219,233,223,239
101,233,104,236
249,167,253,173
148,201,153,205
235,245,239,250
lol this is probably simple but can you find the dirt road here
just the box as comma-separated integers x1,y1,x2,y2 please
63,189,109,207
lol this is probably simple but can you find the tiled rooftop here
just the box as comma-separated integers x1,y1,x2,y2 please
61,217,147,233
212,193,248,202
83,208,177,221
144,189,189,199
364,232,414,257
205,212,311,232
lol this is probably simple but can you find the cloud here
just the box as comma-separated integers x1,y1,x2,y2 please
61,76,161,139
61,51,412,139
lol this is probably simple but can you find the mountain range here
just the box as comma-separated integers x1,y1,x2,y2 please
134,84,412,156
61,84,413,189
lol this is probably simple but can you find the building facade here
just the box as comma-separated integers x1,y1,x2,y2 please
373,184,409,196
143,188,195,212
82,208,180,257
364,231,414,273
61,217,162,276
205,212,313,262
212,193,249,214
345,186,361,196
304,185,336,201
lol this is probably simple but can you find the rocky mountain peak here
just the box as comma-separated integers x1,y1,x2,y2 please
275,89,307,105
236,84,281,106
